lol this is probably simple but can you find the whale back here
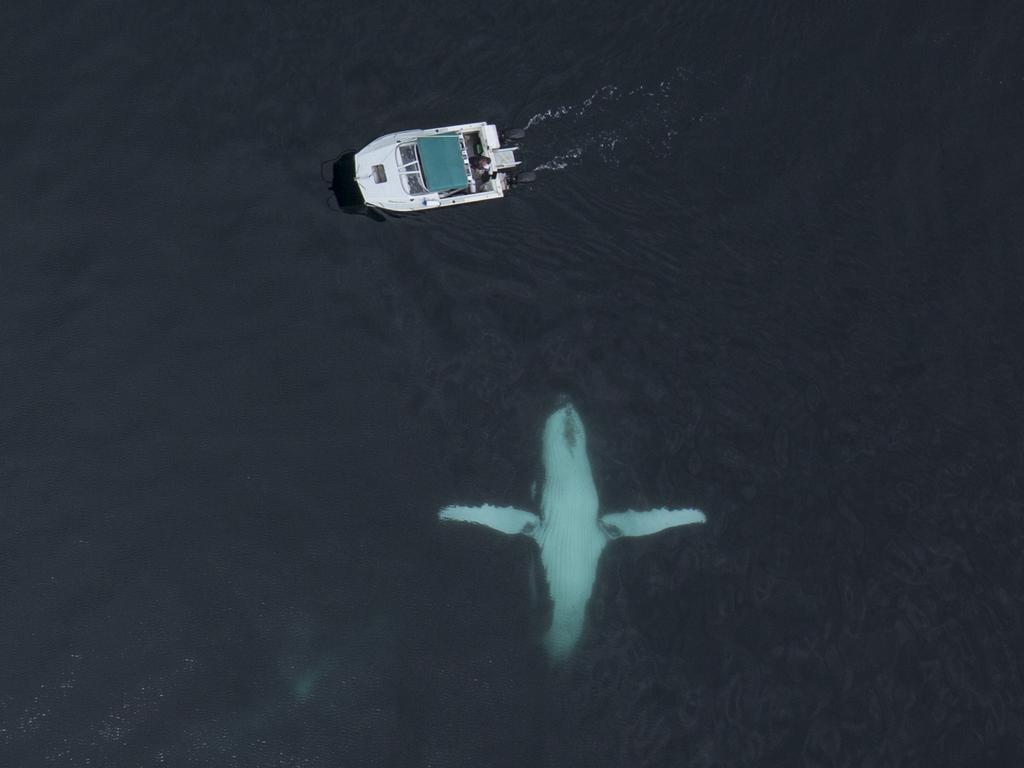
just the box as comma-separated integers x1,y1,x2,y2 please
535,404,605,659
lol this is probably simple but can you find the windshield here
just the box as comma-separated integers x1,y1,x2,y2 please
397,144,426,195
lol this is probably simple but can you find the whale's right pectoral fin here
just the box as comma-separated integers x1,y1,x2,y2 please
600,508,706,539
439,505,540,536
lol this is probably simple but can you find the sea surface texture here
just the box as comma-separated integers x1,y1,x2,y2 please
2,0,1022,765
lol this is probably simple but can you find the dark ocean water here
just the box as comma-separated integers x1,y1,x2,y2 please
2,0,1023,765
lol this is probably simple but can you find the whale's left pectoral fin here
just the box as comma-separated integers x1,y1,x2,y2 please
600,508,706,539
439,505,540,536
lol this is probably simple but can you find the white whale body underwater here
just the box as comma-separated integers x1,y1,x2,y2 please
440,402,705,660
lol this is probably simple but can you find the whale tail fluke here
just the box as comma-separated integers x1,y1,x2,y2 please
439,504,541,536
599,508,705,539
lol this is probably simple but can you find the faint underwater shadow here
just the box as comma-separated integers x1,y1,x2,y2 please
322,151,389,223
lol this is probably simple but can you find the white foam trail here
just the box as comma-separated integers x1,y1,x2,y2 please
525,105,572,129
524,84,621,128
534,147,582,172
523,66,702,172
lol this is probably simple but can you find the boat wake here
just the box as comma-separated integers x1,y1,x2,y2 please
522,66,722,172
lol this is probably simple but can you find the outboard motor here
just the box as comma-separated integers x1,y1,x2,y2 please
501,127,527,142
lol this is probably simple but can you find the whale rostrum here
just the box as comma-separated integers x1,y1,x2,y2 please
440,403,705,660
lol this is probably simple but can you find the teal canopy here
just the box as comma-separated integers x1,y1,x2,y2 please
417,135,467,192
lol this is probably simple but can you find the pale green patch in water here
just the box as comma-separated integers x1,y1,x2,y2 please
440,403,706,660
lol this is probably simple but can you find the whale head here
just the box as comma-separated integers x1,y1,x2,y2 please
541,402,589,481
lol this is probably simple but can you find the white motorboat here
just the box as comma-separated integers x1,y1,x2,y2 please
326,122,533,215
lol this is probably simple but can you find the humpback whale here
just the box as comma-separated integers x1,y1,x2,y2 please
440,402,705,660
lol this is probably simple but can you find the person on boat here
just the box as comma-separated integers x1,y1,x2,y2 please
469,155,493,185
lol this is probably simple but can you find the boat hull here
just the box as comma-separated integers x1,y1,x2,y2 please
345,122,520,213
